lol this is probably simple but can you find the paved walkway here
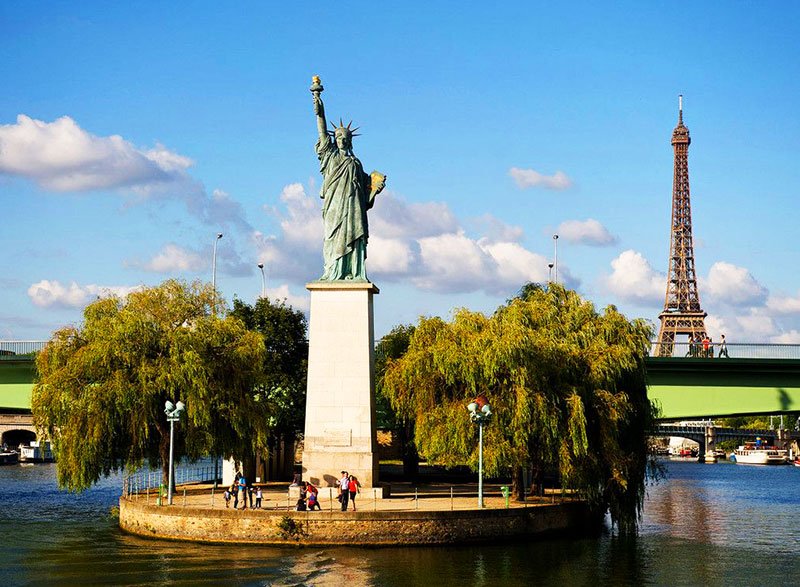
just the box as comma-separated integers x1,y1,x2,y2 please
127,481,575,513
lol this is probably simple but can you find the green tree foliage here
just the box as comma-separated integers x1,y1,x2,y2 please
375,324,418,477
228,297,308,439
32,280,268,491
383,283,655,533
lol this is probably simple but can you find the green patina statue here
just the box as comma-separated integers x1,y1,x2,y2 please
311,76,386,281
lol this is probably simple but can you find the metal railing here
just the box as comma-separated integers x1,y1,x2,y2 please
122,461,221,501
0,341,47,359
649,342,800,360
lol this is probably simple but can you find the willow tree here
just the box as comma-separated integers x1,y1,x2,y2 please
32,280,268,491
229,296,308,478
375,324,418,478
383,283,654,533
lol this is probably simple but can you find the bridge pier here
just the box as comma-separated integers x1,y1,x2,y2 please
702,426,716,462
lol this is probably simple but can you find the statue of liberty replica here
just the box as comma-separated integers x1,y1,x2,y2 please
302,76,386,492
310,75,386,281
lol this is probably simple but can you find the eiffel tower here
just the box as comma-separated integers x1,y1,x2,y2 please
656,96,707,356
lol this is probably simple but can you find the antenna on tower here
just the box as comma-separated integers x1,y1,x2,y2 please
678,94,684,123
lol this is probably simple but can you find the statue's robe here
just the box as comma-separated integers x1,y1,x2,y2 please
316,135,374,281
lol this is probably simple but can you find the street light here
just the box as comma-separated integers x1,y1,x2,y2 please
552,234,559,285
211,233,223,315
467,395,492,508
548,262,554,283
257,262,266,299
164,399,186,505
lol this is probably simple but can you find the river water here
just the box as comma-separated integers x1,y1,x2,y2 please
1,459,798,586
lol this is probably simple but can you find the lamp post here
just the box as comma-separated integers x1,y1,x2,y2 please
548,262,554,283
164,400,186,505
211,233,223,314
467,396,492,508
258,262,266,299
552,234,559,285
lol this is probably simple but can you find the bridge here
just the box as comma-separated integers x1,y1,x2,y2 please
651,423,797,457
3,340,800,445
646,342,800,420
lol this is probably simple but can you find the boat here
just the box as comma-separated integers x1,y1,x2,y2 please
0,450,19,465
731,443,788,465
18,440,54,463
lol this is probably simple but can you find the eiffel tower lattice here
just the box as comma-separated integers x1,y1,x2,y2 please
656,96,707,356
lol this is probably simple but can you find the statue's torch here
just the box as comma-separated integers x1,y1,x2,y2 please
310,75,324,96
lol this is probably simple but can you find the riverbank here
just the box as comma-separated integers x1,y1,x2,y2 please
119,482,595,546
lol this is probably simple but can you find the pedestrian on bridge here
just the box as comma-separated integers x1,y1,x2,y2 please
718,334,729,358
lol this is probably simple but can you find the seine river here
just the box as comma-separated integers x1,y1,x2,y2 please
1,459,799,586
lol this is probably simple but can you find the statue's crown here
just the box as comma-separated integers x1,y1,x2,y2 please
329,118,360,139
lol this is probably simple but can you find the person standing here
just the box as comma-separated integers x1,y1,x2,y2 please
254,487,262,509
223,487,231,509
348,475,361,511
719,334,730,358
238,474,248,510
232,476,240,510
338,471,350,512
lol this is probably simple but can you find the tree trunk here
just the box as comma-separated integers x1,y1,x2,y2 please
512,466,525,501
400,420,419,480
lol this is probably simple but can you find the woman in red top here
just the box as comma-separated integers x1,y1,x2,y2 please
347,475,361,511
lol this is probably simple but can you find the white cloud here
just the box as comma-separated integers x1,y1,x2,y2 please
556,219,617,246
602,250,665,303
256,184,567,296
27,280,141,308
368,236,417,276
414,232,496,292
471,214,524,244
704,262,767,306
0,115,192,192
139,244,207,273
0,114,254,236
771,330,800,344
509,167,573,190
371,193,459,239
733,309,778,340
264,284,310,313
767,292,800,315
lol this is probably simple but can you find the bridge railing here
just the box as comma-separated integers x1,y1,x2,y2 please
0,341,47,360
649,342,800,360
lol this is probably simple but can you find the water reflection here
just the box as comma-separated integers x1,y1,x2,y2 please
3,460,800,585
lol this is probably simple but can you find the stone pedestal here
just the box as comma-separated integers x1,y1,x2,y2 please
301,281,379,489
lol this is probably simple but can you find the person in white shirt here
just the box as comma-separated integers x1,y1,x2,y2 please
337,471,349,511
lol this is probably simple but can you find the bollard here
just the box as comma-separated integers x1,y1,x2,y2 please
415,488,418,510
450,486,454,511
183,488,187,508
501,485,510,509
211,485,215,508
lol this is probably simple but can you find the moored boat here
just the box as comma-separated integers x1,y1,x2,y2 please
18,440,54,463
731,443,788,465
0,450,19,465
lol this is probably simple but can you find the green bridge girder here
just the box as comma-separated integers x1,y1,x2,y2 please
646,357,800,420
0,359,36,411
3,356,800,420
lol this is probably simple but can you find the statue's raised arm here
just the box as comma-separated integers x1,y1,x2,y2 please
310,76,328,140
310,76,386,282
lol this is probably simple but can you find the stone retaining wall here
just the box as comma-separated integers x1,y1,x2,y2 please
119,498,595,546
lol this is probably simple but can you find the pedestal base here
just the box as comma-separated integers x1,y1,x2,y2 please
301,281,379,488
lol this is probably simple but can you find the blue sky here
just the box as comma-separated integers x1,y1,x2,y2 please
2,2,799,343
